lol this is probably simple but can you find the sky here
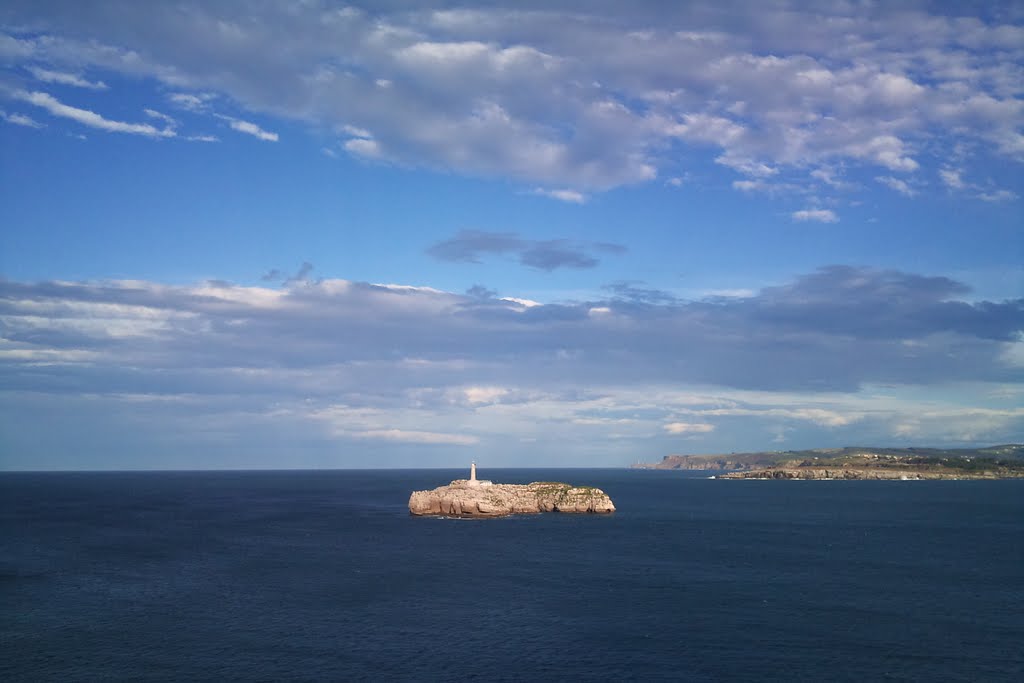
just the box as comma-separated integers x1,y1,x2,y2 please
1,1,1022,470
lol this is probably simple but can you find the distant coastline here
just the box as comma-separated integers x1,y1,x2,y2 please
633,445,1024,480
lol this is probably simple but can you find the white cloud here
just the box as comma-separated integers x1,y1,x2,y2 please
0,33,34,59
168,92,214,111
144,108,177,126
733,179,767,192
371,282,445,294
884,407,1024,443
876,175,917,197
846,135,919,172
344,137,381,158
501,296,541,308
0,348,100,363
1,109,43,128
14,90,174,137
676,406,860,428
869,73,925,107
27,66,107,90
716,155,777,178
572,417,639,426
1002,342,1024,368
937,167,1017,202
702,288,756,299
978,189,1018,202
664,422,715,434
349,429,479,446
667,114,746,146
939,167,966,189
463,386,509,405
531,188,587,204
792,208,838,223
342,124,372,138
785,408,858,427
219,116,278,142
810,167,853,190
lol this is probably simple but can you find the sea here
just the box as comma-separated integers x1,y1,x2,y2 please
2,469,1022,682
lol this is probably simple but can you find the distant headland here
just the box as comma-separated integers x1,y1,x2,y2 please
633,445,1024,480
409,462,616,516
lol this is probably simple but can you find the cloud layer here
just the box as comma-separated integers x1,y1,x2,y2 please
2,266,1021,467
1,1,1021,202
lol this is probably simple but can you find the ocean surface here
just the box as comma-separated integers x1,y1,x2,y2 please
2,469,1022,682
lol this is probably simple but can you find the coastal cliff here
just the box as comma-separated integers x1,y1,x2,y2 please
636,454,774,471
720,467,1024,480
409,479,616,517
635,445,1024,480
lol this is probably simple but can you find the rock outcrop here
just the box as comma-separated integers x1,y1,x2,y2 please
409,479,616,517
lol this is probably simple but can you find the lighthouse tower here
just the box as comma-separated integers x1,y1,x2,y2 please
466,461,492,487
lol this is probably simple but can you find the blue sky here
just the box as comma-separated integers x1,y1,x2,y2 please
1,1,1022,470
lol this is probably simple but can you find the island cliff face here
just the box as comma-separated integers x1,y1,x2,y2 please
409,479,616,517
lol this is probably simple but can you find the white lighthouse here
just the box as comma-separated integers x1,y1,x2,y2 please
467,461,492,487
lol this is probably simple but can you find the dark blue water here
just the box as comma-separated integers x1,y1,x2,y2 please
2,469,1022,681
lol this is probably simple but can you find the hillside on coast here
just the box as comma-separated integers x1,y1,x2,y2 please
635,445,1024,479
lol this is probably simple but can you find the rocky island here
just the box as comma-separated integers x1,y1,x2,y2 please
635,445,1024,480
409,462,616,517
